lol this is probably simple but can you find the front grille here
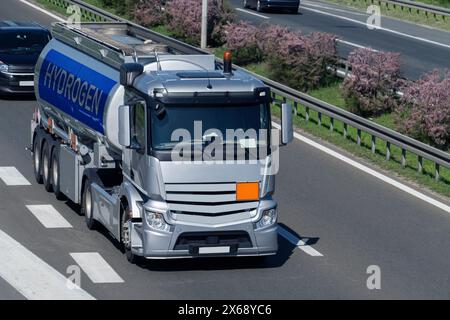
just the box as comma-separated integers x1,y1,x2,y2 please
8,65,35,73
174,231,252,250
165,182,259,216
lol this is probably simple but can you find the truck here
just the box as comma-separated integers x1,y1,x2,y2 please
31,22,293,262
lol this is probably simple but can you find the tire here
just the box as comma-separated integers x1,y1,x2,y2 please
51,145,66,200
290,7,298,14
243,0,249,8
121,203,138,264
42,141,53,192
81,179,98,230
256,0,263,12
32,137,43,184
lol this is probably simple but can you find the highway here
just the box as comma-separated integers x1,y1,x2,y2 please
230,0,450,79
0,0,449,299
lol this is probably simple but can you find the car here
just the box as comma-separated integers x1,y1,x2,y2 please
243,0,300,14
0,21,51,96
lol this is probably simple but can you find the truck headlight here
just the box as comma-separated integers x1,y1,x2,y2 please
256,208,277,229
145,211,171,232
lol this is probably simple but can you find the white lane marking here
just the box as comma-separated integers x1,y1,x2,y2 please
26,205,72,229
336,39,379,51
278,226,323,257
302,0,367,16
236,8,270,19
0,229,95,300
301,6,450,50
272,122,450,214
19,0,65,22
70,252,124,284
0,167,31,186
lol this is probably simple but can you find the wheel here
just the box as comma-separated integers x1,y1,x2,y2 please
32,137,43,184
121,203,138,264
81,179,98,230
243,0,249,8
256,0,263,12
51,145,66,200
42,141,53,192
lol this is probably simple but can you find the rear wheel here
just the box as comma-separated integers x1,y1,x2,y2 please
32,137,43,184
243,0,249,8
42,142,53,192
81,179,98,230
51,146,65,200
121,203,138,264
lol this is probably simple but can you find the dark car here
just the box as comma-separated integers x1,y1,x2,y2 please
0,21,51,96
243,0,300,13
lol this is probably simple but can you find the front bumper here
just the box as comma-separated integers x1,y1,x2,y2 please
0,72,35,95
133,201,279,259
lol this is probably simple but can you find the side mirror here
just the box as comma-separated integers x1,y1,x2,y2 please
281,103,293,145
120,63,144,87
118,105,131,148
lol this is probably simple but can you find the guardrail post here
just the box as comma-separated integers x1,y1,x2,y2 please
293,101,298,116
401,148,406,167
418,156,423,173
435,163,440,181
371,135,376,153
343,123,348,138
318,112,322,126
330,118,334,131
357,129,361,146
386,141,391,161
305,107,310,122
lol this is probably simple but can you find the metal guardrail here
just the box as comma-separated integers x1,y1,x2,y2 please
358,0,450,18
38,0,450,181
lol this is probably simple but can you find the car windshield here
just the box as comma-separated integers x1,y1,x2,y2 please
0,30,50,53
151,103,270,151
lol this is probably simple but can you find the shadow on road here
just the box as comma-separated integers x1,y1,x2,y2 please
0,94,36,101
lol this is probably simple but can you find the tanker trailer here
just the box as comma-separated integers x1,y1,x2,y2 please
31,22,293,263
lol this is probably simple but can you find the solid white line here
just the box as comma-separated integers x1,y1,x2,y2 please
278,226,323,257
301,6,450,50
19,0,65,22
302,0,367,16
70,252,124,284
0,167,31,186
0,229,95,300
26,205,72,229
272,122,450,214
236,8,270,19
336,39,378,51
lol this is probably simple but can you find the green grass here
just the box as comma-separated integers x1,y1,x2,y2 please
325,0,450,32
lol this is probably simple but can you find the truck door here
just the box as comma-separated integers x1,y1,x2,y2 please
129,100,148,192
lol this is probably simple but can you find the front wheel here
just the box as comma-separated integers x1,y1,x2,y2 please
256,0,263,12
81,179,98,230
243,0,249,8
121,203,139,264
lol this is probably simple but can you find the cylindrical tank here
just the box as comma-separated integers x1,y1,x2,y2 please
35,38,125,150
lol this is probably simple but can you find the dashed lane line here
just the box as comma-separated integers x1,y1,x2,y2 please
0,228,95,300
70,252,124,284
0,167,31,186
26,205,72,229
278,226,324,257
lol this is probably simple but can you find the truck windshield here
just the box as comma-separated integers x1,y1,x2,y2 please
150,103,270,151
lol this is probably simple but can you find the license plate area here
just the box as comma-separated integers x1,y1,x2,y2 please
19,81,34,87
190,244,238,256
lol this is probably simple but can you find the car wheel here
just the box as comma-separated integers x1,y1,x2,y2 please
32,137,43,184
82,179,98,230
121,203,138,264
51,145,66,200
243,0,249,8
42,142,53,192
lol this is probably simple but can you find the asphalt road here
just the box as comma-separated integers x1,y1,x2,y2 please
0,0,449,299
230,0,450,79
